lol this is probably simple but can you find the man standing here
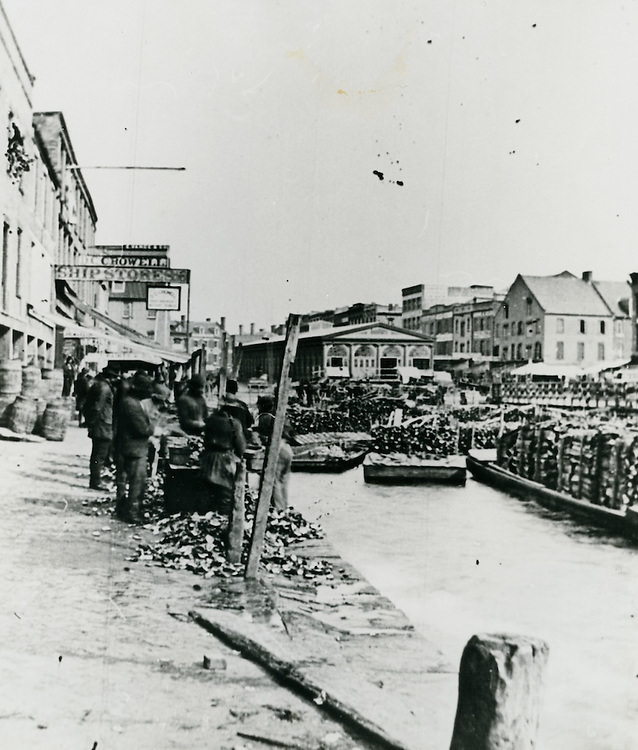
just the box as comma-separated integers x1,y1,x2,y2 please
221,379,254,439
83,367,116,491
114,371,154,524
176,374,208,435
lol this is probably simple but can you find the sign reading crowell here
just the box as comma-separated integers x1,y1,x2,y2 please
147,285,182,311
83,255,170,268
55,266,190,283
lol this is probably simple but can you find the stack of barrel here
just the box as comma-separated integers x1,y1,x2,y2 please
0,360,71,440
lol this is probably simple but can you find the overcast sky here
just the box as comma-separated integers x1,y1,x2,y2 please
4,1,635,331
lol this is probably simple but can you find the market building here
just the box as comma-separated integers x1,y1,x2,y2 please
494,271,632,366
236,322,434,382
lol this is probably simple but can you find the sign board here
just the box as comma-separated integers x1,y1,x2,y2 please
83,255,170,268
55,266,190,283
146,285,182,311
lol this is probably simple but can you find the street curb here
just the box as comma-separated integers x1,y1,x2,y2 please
189,607,415,750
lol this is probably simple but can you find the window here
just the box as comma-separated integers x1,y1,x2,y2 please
579,319,586,334
556,317,564,334
526,296,532,316
460,343,465,353
503,323,509,337
516,343,522,359
517,321,523,336
556,341,564,360
577,342,585,361
502,346,508,360
147,329,155,338
615,320,624,336
122,302,132,319
600,320,605,334
503,303,509,319
329,357,344,367
111,281,125,294
147,309,157,320
534,342,542,360
495,323,500,337
460,321,465,337
597,343,605,360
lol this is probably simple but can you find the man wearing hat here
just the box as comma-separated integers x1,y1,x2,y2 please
83,366,117,491
113,370,154,523
221,379,253,440
176,374,208,434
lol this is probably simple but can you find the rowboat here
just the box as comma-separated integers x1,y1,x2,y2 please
362,452,467,485
466,449,638,539
291,446,369,473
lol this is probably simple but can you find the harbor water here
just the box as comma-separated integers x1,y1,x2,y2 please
291,468,638,750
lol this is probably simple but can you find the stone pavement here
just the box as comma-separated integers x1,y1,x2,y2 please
0,423,460,750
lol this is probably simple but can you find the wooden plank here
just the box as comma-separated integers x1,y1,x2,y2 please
227,459,246,563
245,314,301,579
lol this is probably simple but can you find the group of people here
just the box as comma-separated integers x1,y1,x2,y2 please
176,376,292,513
80,363,292,524
82,368,171,524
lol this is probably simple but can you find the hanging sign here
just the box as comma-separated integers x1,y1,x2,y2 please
146,285,182,311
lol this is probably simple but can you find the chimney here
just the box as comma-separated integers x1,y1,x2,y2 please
220,316,226,330
250,322,255,335
205,317,211,322
582,271,593,283
238,324,243,336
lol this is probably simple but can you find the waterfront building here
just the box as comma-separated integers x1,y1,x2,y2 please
494,271,631,366
237,322,434,382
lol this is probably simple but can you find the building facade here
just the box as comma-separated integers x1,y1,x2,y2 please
237,322,434,383
170,316,226,371
495,271,631,366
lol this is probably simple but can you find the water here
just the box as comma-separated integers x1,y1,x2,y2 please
291,468,638,750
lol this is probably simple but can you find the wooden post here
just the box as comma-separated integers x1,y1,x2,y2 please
245,314,301,579
199,343,207,377
227,459,246,563
449,633,549,750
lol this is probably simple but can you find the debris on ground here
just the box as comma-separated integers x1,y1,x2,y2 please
130,493,333,582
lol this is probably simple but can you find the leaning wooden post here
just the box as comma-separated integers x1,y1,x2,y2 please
227,459,246,563
245,314,301,580
449,633,549,750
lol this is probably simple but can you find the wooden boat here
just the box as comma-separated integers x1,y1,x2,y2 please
362,452,467,485
466,449,638,539
291,446,369,473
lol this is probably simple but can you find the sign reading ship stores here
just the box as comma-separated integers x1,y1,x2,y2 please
55,266,191,283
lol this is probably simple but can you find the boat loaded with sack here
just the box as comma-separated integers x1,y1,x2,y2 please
466,419,638,539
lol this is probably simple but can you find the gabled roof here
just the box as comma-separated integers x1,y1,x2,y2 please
518,272,612,316
592,280,631,317
240,322,434,348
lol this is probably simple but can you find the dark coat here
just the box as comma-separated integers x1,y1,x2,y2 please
203,409,246,457
83,377,113,440
176,392,208,434
115,394,154,458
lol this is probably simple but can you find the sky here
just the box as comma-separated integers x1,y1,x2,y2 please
3,0,636,332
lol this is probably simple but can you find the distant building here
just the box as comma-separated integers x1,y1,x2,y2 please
170,316,225,370
237,322,434,383
298,301,400,332
105,245,172,349
494,271,631,365
401,283,494,331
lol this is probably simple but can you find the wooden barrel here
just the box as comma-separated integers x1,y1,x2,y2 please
21,365,42,399
0,359,22,397
33,398,47,434
41,399,68,441
41,368,64,400
0,395,15,427
7,395,38,434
